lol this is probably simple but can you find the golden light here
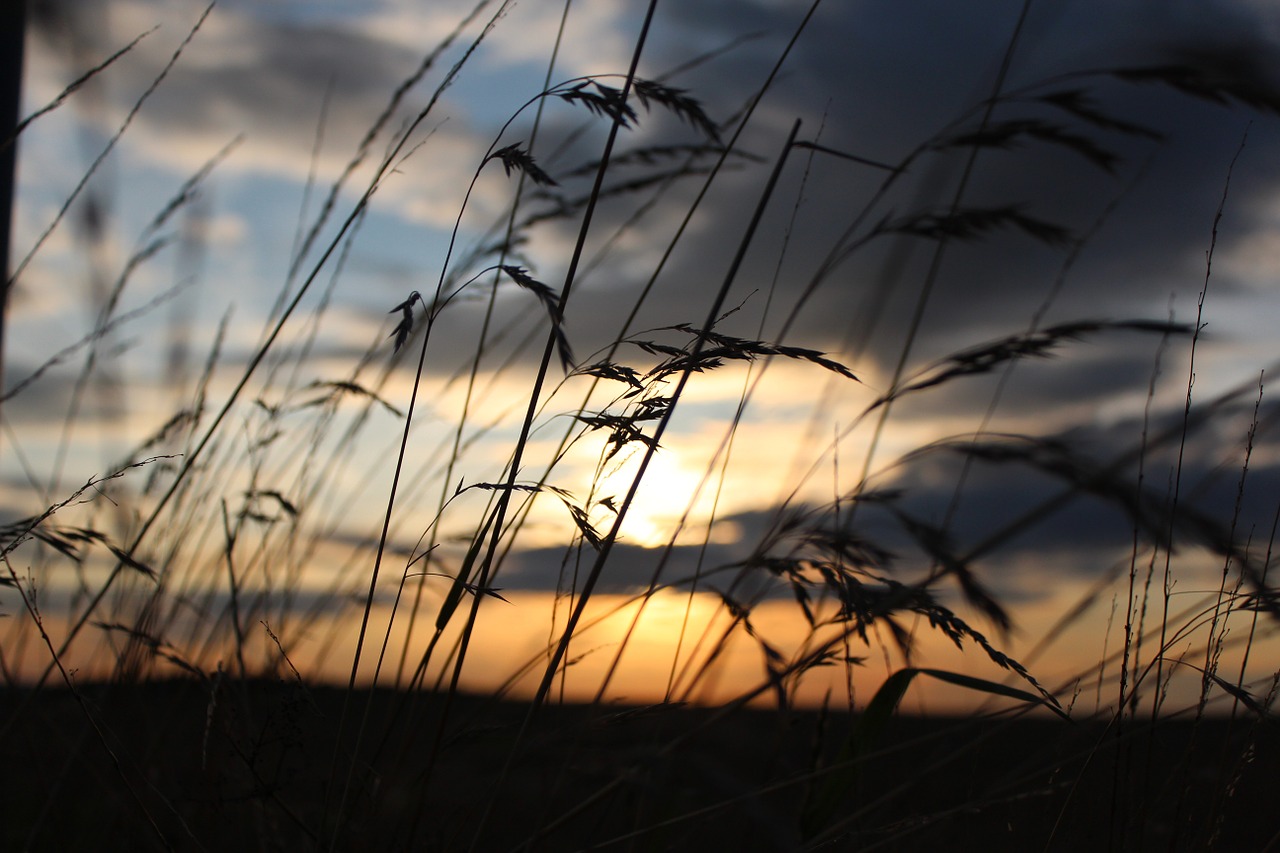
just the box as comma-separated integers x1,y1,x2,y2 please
593,445,711,549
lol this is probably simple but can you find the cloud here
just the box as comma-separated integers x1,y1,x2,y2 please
467,0,1280,481
495,408,1280,613
11,0,1280,619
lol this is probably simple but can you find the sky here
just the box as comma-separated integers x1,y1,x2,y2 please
3,0,1280,711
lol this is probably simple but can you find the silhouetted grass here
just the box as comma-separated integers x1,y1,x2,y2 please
2,2,1278,850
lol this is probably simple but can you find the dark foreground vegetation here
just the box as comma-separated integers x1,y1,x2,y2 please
2,680,1275,851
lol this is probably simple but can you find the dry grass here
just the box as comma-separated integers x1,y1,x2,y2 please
1,2,1278,850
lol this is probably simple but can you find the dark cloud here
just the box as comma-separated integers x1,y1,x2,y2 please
2,358,129,426
508,0,1280,395
31,0,1280,398
877,331,1183,421
849,396,1280,587
499,539,742,594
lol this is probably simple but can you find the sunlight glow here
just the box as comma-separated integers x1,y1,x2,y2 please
594,446,712,549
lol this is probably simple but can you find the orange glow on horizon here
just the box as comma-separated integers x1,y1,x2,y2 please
8,576,1274,720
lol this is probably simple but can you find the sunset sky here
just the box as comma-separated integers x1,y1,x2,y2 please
4,0,1280,712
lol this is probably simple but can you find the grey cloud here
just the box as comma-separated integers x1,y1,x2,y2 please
31,0,475,187
859,398,1280,580
1,359,130,427
40,0,1280,399
510,0,1280,385
498,540,744,595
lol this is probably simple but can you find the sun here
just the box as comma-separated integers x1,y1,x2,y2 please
594,447,708,549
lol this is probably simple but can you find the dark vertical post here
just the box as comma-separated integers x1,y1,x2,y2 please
0,0,26,421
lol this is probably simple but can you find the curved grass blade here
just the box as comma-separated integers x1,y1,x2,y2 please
801,666,1067,840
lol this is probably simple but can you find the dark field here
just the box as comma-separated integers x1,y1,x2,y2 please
2,680,1275,851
